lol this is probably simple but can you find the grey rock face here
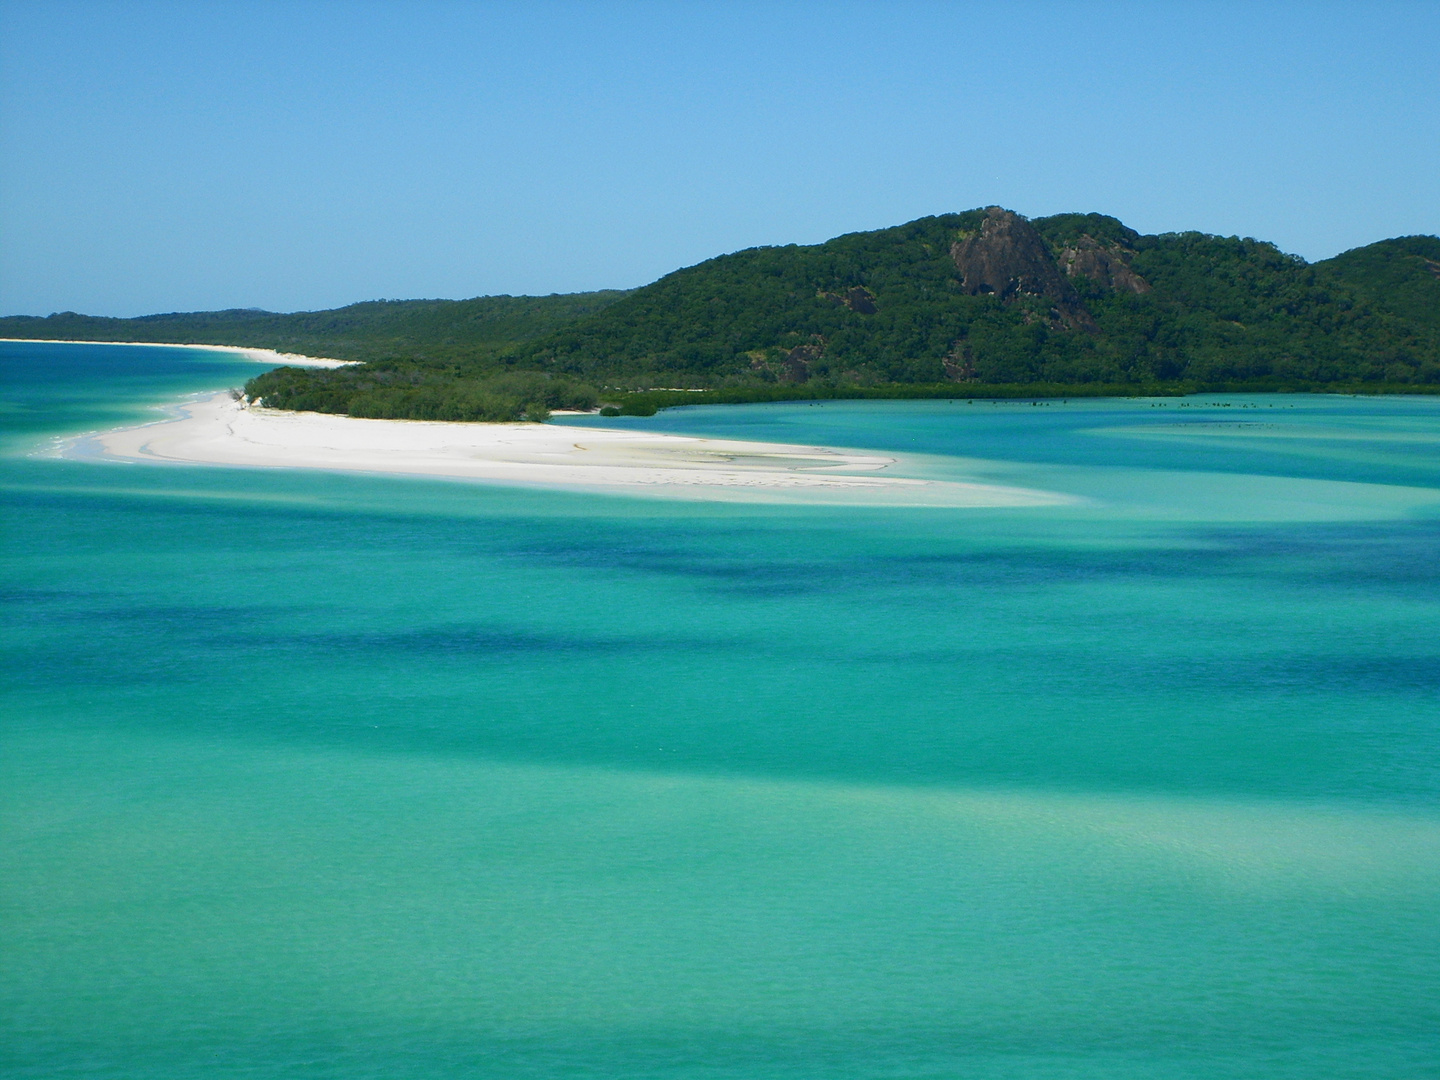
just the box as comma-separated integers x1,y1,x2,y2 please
820,286,878,314
951,207,1096,330
1059,236,1152,294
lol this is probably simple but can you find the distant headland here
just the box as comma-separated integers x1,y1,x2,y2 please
4,208,1437,422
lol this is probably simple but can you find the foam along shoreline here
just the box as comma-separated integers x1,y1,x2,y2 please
0,338,355,369
84,393,1073,506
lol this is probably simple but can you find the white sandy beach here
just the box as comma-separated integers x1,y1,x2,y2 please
0,338,355,369
83,392,1072,506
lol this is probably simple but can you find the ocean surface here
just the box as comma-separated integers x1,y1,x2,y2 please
3,340,1438,1078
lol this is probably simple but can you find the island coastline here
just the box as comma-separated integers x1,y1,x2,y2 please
0,338,355,369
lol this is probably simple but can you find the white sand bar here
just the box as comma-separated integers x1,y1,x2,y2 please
86,393,1072,506
0,339,354,368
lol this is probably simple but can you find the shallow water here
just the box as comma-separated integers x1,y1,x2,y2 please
3,341,1438,1078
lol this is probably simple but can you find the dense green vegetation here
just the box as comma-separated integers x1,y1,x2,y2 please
513,214,1440,390
1314,236,1440,333
597,377,1440,419
242,366,598,423
5,210,1437,421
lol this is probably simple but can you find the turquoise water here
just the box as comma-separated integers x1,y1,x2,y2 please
3,341,1438,1078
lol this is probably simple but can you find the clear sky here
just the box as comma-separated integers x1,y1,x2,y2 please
2,0,1437,317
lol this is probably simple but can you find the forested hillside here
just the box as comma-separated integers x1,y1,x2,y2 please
513,209,1440,390
1315,235,1440,333
5,208,1437,421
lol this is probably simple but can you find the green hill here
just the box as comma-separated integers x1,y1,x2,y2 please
511,209,1440,390
4,208,1437,421
1316,235,1440,332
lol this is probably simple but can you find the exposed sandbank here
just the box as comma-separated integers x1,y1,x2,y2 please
83,393,1073,506
0,339,354,369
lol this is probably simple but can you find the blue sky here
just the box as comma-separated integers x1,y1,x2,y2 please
2,0,1437,317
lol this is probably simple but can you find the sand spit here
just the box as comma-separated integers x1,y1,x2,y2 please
0,339,354,369
83,393,1073,506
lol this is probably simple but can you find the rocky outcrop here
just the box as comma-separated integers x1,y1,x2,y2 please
841,286,877,314
942,343,976,382
750,340,822,383
820,286,878,314
1059,236,1151,293
782,343,821,382
951,207,1096,330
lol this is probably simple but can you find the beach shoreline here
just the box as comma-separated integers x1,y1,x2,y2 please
80,391,1072,506
0,338,355,369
